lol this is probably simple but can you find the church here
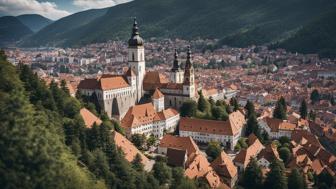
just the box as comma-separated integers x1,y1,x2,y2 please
78,18,197,120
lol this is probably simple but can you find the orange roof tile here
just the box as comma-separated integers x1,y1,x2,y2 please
112,131,149,165
234,136,264,168
180,111,245,136
100,76,129,90
264,117,296,132
211,151,238,179
159,135,199,156
121,103,159,129
78,75,130,91
80,108,102,128
257,143,280,163
185,152,223,188
156,108,179,120
152,88,164,99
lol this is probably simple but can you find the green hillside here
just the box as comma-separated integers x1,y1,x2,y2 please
275,10,336,59
22,0,336,48
0,50,207,189
0,16,33,47
21,8,109,47
17,14,53,32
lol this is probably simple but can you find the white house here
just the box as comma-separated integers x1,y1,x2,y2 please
179,111,245,151
121,89,180,138
258,117,297,139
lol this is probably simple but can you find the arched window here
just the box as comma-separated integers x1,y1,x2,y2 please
132,53,135,61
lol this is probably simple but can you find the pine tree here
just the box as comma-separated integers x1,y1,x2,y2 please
246,114,261,139
299,99,308,119
211,106,228,120
330,96,335,106
206,141,221,160
309,110,316,121
230,97,239,111
310,89,320,104
278,146,291,164
241,158,263,189
209,96,215,107
60,79,70,95
288,168,305,189
245,100,255,118
180,100,197,117
264,160,287,189
132,153,144,172
198,91,210,112
279,96,287,113
153,162,172,185
273,100,287,120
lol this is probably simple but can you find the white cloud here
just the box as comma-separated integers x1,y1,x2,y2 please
73,0,132,10
0,0,70,20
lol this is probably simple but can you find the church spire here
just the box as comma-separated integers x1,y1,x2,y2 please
171,49,180,72
185,46,193,70
132,17,139,37
128,17,144,47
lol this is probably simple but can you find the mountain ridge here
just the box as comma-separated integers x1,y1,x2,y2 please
17,14,53,32
15,0,336,58
0,16,33,47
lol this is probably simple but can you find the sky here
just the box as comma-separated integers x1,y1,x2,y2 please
0,0,132,20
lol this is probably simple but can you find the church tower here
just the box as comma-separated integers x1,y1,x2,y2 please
183,46,195,98
170,49,184,83
128,18,146,102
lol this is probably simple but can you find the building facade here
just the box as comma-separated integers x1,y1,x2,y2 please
78,19,197,120
121,89,180,138
179,111,246,151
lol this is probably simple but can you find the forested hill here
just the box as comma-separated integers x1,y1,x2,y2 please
21,0,336,49
275,10,336,59
0,51,208,189
0,16,33,47
17,14,53,32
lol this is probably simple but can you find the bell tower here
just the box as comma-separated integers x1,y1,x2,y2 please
170,49,184,83
183,46,195,98
128,18,145,102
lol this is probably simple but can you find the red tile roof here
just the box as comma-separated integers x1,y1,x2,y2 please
180,111,245,136
152,88,164,99
112,131,149,165
159,135,199,156
211,151,238,179
80,108,102,128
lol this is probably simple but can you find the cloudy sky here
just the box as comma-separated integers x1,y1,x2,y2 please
0,0,132,20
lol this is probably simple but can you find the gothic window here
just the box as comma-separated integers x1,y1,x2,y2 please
132,53,135,61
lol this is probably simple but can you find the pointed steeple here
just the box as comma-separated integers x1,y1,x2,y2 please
128,17,144,47
183,46,194,85
132,17,139,37
171,49,180,72
185,46,193,70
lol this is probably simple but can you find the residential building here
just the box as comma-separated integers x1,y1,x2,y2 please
211,151,238,188
179,111,246,150
259,117,298,139
233,134,264,172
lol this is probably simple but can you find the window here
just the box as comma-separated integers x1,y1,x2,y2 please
132,53,135,61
